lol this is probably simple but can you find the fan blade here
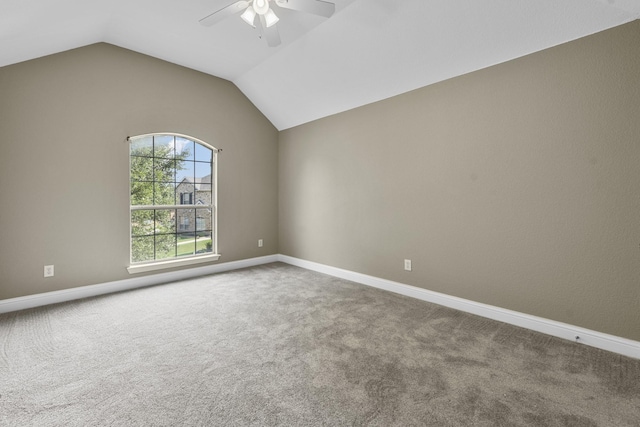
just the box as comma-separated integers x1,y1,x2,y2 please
259,15,281,47
199,1,250,26
274,0,335,18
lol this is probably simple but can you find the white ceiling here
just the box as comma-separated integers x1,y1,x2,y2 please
1,0,639,130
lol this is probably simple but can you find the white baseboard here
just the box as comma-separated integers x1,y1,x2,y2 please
2,253,638,359
0,255,279,315
277,254,640,360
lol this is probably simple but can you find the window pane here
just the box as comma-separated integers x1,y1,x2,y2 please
195,163,212,198
131,210,154,237
155,234,176,259
131,181,153,206
194,143,212,162
196,208,211,232
197,232,213,254
177,208,193,232
177,184,195,205
154,182,175,205
195,161,211,181
197,183,211,195
176,160,195,184
131,136,153,157
154,157,176,183
175,137,194,161
131,156,153,182
177,234,196,257
155,209,175,234
132,236,155,262
154,135,175,158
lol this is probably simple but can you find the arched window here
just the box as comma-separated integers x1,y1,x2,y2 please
127,133,219,273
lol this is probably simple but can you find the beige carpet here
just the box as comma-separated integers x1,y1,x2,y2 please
1,262,638,426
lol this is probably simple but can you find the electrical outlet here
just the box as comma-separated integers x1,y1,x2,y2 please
404,259,412,271
258,239,263,248
44,265,54,278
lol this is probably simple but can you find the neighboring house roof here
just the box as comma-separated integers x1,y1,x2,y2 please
177,175,211,191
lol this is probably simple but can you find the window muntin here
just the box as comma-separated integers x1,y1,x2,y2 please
129,133,217,265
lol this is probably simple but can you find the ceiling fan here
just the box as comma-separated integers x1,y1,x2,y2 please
200,0,336,47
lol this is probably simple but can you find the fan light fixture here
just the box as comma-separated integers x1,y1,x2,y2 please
242,0,279,28
199,0,336,48
264,8,280,27
240,7,256,26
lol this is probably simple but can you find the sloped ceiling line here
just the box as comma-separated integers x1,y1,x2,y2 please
1,0,638,130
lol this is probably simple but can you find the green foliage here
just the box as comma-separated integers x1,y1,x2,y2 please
132,236,154,262
155,234,177,260
155,210,175,234
131,210,154,237
131,145,189,206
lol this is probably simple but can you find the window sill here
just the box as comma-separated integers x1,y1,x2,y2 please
127,254,221,275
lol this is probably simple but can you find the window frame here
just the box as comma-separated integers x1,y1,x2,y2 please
127,132,220,274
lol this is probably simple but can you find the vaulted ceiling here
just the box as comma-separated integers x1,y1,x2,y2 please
2,0,639,130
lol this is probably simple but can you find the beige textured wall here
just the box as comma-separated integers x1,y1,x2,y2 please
279,22,640,341
0,43,279,300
